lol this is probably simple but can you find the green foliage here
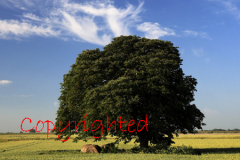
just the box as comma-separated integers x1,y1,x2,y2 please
100,143,119,153
212,129,226,131
54,35,205,148
29,129,36,133
163,145,194,155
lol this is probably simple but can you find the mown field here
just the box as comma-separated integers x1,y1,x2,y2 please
1,133,240,159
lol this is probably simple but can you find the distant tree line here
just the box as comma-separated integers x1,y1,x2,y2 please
203,128,240,131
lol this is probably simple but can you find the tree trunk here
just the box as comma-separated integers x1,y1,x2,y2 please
137,115,149,149
139,134,148,149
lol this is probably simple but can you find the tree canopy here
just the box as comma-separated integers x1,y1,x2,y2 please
54,35,205,149
29,129,36,133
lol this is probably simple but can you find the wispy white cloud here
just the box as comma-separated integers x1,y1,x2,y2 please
0,19,60,39
54,102,57,106
56,0,144,37
0,0,145,45
20,7,27,10
192,48,211,63
0,80,12,85
203,108,220,118
183,30,199,36
180,49,185,55
205,57,211,63
137,22,175,39
208,0,240,19
1,0,207,45
221,1,240,19
192,48,204,57
1,0,34,9
182,30,211,39
59,11,111,46
23,13,41,21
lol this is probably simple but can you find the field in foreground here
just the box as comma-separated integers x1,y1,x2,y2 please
1,133,240,159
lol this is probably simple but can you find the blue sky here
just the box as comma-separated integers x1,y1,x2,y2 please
0,0,240,133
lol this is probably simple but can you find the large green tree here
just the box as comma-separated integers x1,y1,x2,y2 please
54,35,205,149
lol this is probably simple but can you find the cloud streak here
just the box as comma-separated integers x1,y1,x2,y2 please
182,30,211,39
57,0,144,37
0,19,59,39
220,0,240,19
59,11,111,45
0,0,206,45
137,22,175,39
0,0,145,45
203,108,220,118
192,48,204,57
205,57,211,63
0,80,12,85
23,13,41,21
208,0,240,19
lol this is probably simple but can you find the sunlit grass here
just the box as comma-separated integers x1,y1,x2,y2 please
1,133,240,159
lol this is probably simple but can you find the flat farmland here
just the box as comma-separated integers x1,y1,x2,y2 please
1,133,240,159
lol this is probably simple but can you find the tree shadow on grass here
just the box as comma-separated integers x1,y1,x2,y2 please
37,148,240,155
38,150,82,155
194,148,240,154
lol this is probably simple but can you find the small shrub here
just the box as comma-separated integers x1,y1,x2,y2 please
100,143,119,153
167,145,194,154
130,144,195,155
130,146,141,153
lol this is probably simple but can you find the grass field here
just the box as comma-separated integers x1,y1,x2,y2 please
1,133,240,159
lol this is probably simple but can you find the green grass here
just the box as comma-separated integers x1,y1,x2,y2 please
1,133,240,159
